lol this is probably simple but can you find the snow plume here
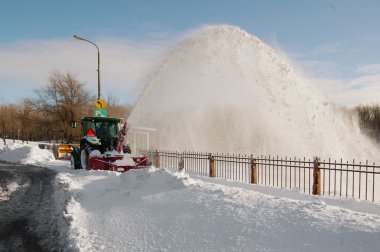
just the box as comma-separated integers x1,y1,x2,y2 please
129,25,379,162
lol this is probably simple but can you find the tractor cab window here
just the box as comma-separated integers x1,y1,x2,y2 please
95,121,119,140
82,121,96,137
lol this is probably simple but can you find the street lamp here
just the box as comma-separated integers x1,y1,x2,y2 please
73,35,101,99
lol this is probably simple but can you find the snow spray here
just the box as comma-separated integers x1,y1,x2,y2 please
129,25,379,162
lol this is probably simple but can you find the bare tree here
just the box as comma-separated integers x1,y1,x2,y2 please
34,71,92,143
1,71,134,144
16,99,34,143
104,94,133,119
356,104,380,142
0,103,19,144
0,104,7,144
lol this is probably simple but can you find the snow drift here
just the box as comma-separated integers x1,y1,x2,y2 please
129,25,379,161
62,167,380,252
0,143,55,165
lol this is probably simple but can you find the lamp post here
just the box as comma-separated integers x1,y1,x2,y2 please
73,35,101,99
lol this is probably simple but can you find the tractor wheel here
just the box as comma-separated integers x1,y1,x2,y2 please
80,149,90,169
70,155,76,169
52,144,59,160
70,154,80,169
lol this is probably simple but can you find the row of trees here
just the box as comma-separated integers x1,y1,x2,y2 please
0,71,132,144
356,104,380,141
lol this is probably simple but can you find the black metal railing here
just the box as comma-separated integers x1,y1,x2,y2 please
140,150,380,203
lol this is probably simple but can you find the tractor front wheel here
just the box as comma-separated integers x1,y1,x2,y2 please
70,155,76,169
80,149,90,169
70,154,81,169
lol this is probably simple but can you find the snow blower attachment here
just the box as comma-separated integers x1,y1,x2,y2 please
70,116,151,172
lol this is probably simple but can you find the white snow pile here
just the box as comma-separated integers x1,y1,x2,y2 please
0,142,55,165
129,25,379,162
1,142,380,251
61,168,380,252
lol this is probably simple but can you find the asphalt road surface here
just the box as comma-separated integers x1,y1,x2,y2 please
0,162,71,252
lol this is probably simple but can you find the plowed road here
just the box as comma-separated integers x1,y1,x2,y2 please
0,162,70,252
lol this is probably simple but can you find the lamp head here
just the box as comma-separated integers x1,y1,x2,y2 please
73,35,84,40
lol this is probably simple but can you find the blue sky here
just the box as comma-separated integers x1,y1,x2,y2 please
1,0,380,106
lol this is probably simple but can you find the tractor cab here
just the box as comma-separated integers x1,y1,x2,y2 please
81,117,124,152
70,116,149,171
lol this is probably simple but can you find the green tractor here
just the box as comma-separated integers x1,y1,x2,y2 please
70,116,151,172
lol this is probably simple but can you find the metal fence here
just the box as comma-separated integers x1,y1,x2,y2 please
141,150,380,203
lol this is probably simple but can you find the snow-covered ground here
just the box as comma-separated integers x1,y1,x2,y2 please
1,142,380,251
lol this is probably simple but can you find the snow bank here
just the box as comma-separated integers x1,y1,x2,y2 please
0,143,55,165
59,167,380,252
52,172,80,251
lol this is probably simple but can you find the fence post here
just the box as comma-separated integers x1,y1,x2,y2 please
209,153,215,177
250,155,257,184
155,150,160,168
312,156,321,195
178,153,184,172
